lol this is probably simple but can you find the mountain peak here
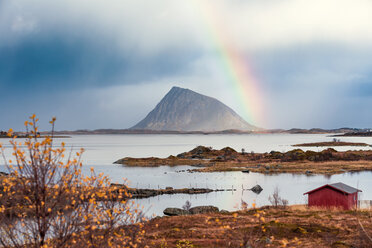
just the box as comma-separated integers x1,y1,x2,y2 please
131,86,257,131
168,86,194,95
170,86,184,91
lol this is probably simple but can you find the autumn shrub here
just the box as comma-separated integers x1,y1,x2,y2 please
268,187,288,208
182,201,192,211
0,116,145,248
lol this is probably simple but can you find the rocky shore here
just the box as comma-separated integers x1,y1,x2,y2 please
114,145,372,175
293,141,370,147
110,184,237,199
163,205,221,216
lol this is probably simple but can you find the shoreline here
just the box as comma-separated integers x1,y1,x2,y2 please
111,185,236,199
293,141,370,147
119,160,372,175
48,127,372,135
0,135,71,139
115,146,372,175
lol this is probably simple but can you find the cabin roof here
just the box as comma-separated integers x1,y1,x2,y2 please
304,182,362,195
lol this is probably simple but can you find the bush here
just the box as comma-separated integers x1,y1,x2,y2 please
182,200,192,211
0,116,145,247
268,186,288,208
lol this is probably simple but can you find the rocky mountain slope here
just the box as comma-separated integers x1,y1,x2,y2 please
131,86,257,131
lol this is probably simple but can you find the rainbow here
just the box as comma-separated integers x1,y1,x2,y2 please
191,0,265,127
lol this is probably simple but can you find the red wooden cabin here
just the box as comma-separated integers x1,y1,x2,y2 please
304,183,361,210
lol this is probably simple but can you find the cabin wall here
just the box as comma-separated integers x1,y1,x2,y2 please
347,192,358,209
308,187,351,209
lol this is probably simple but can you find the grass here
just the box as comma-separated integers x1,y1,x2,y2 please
196,160,372,175
140,206,372,247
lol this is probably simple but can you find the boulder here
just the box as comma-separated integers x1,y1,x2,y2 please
250,184,263,194
189,206,219,215
163,208,190,216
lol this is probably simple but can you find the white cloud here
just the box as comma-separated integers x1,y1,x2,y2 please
2,0,372,52
0,0,207,55
213,0,372,50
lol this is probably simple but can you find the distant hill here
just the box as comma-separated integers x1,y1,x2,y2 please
41,127,371,135
131,86,258,132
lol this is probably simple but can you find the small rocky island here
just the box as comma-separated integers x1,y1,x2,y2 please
111,185,216,199
115,145,372,175
293,141,370,147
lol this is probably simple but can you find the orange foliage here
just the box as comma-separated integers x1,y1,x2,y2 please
0,116,146,248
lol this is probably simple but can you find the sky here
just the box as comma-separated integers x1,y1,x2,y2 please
1,0,372,131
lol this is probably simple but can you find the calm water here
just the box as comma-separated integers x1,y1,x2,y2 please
1,134,372,216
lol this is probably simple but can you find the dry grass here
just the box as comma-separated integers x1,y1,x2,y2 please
196,160,372,175
115,158,372,175
116,146,372,175
141,206,372,247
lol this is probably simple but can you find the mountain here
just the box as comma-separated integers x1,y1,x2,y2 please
131,86,257,131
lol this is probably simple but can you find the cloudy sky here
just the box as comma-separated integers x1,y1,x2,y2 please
1,0,372,130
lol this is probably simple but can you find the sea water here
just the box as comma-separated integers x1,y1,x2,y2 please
1,134,371,216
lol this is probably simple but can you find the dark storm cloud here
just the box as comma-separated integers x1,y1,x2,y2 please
0,32,199,94
1,0,372,130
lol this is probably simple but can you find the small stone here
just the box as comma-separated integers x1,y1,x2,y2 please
250,185,263,194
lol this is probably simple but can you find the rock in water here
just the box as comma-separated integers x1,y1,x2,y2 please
163,205,219,216
250,185,263,194
131,86,257,132
163,208,190,216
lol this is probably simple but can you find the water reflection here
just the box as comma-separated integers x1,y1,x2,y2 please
1,133,371,217
82,164,372,217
